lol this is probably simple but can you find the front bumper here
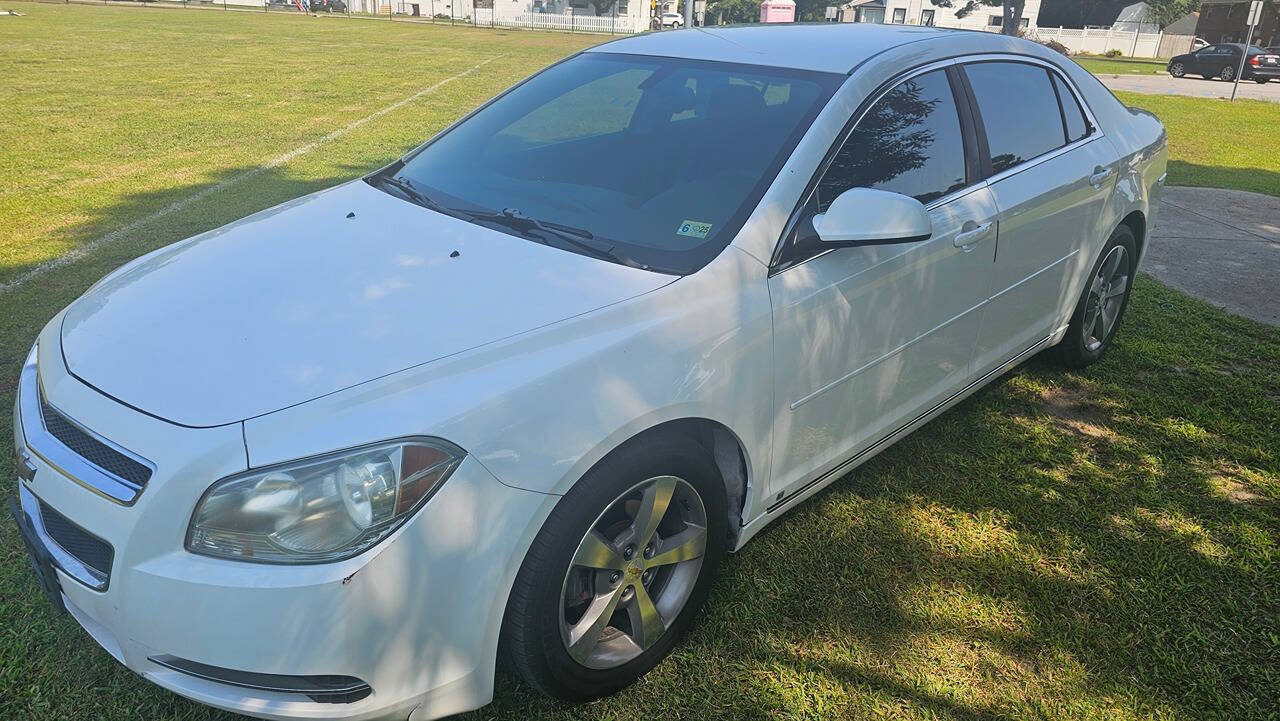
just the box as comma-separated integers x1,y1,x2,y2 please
13,325,557,721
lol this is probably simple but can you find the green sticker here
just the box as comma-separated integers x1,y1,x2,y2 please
677,220,712,239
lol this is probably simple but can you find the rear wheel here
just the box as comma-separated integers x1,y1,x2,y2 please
503,434,727,701
1054,224,1137,369
1169,62,1185,77
1220,64,1236,81
1255,77,1270,84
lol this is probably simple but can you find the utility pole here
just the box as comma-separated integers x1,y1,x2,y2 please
1231,0,1262,101
683,0,692,27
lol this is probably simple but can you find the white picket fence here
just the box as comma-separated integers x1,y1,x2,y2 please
471,7,645,33
1032,27,1195,59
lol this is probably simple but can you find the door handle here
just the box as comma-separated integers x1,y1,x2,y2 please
953,221,992,248
1090,167,1114,189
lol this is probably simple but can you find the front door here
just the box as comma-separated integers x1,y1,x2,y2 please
767,67,996,505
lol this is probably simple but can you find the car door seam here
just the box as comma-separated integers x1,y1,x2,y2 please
986,250,1079,302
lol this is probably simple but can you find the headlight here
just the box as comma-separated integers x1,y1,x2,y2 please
187,438,464,564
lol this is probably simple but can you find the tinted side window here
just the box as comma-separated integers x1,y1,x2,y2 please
964,62,1066,173
817,69,966,209
1051,73,1089,143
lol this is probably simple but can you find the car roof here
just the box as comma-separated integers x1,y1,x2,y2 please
588,23,962,75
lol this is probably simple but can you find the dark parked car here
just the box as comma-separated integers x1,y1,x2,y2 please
1167,43,1280,83
309,0,346,11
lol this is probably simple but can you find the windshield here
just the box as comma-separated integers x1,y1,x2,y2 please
378,52,842,274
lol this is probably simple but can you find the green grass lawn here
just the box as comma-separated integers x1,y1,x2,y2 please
1,4,1278,720
1074,56,1169,76
1114,92,1280,197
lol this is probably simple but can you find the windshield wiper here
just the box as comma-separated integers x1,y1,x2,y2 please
468,208,647,269
371,173,451,215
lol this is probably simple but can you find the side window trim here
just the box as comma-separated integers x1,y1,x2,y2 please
945,65,984,188
1047,68,1072,146
769,58,975,273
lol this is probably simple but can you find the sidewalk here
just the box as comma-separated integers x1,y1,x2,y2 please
1145,186,1280,326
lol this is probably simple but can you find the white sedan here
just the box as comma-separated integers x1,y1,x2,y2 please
12,23,1165,721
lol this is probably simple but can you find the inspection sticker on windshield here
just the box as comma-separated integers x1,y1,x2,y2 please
677,220,712,239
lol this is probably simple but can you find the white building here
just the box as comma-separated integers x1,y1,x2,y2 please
836,0,1041,32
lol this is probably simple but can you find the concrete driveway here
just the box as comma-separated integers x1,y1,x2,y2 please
1099,73,1280,103
1146,187,1280,326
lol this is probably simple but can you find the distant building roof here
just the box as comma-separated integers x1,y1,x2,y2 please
1164,11,1198,35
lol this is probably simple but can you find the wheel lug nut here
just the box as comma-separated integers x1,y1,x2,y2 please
609,571,622,584
642,570,653,583
623,545,635,560
643,544,654,559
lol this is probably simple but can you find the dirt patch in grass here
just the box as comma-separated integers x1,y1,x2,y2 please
1038,385,1117,441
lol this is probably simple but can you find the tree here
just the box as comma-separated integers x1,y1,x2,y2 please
1141,0,1201,29
931,0,1026,35
707,0,760,23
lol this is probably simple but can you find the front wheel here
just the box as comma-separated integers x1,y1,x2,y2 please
1169,61,1185,77
1054,224,1137,369
503,433,728,701
1255,77,1270,84
1220,64,1236,81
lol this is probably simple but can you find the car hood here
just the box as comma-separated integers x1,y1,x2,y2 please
61,180,674,427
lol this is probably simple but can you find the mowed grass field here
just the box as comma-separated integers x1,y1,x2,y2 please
1,4,1278,720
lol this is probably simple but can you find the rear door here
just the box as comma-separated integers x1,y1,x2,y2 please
960,59,1117,372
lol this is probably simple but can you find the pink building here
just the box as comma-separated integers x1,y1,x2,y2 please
759,0,795,22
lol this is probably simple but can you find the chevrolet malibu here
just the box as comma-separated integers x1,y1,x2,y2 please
11,23,1165,721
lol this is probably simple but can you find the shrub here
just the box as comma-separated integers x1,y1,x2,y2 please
1104,48,1123,57
1041,38,1071,55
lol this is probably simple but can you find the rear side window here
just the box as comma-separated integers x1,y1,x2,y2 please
817,69,967,208
963,62,1065,173
1051,73,1090,143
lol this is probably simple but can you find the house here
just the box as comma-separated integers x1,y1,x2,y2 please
1194,0,1279,46
1110,2,1158,33
836,0,1041,31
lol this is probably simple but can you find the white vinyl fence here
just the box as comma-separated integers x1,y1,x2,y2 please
471,7,645,32
1033,27,1195,59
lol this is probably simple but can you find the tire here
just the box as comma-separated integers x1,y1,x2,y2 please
1220,64,1235,81
503,433,728,701
1054,224,1137,369
1169,62,1185,77
1255,77,1269,84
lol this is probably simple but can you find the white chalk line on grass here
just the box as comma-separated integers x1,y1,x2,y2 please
1,55,503,297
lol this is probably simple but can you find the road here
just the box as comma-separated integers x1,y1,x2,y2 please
1099,72,1280,103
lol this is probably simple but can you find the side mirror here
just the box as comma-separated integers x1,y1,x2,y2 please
811,187,932,247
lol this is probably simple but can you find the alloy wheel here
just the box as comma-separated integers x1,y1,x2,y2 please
559,475,708,670
1221,65,1235,81
1082,245,1129,352
1170,62,1184,77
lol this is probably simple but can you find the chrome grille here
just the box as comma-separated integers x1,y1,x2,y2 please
39,389,152,487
